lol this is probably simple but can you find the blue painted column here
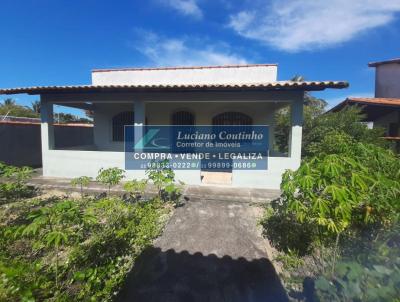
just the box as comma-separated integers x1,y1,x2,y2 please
288,94,304,161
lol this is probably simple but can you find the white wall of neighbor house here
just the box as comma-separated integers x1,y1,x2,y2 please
92,65,278,86
40,90,303,189
375,63,400,98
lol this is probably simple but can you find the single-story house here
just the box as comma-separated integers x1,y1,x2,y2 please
329,97,400,151
329,58,400,152
0,64,347,189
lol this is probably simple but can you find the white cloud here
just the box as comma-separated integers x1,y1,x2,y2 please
160,0,203,19
228,0,400,52
133,31,248,66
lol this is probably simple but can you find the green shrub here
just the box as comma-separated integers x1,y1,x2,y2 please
96,167,125,195
123,179,147,202
0,196,168,301
281,138,399,240
145,160,184,205
260,203,315,256
146,160,175,197
0,163,34,202
263,132,400,279
303,106,389,158
314,225,400,302
71,176,92,198
274,89,327,154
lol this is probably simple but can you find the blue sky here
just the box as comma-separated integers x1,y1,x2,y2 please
0,0,399,116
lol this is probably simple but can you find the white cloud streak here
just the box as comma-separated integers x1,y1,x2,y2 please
228,0,400,52
133,31,248,66
160,0,203,19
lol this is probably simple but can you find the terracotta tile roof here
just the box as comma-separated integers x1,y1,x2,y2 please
368,58,400,67
92,63,278,72
345,97,400,106
0,81,348,95
328,97,400,113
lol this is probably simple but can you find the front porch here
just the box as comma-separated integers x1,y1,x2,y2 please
40,89,304,189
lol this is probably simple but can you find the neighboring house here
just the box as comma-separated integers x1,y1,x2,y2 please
0,64,347,189
330,58,400,149
370,58,400,98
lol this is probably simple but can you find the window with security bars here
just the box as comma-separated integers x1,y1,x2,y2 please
212,112,253,143
172,111,195,125
212,112,252,126
112,111,134,141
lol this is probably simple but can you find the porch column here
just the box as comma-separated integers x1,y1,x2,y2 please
288,97,303,162
134,100,145,151
40,98,55,151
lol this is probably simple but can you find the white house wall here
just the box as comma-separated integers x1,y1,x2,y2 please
42,150,297,189
92,65,278,86
41,90,303,189
375,63,400,98
92,101,289,152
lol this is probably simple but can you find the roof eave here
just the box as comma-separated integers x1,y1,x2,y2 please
328,97,400,113
0,81,349,95
368,58,400,67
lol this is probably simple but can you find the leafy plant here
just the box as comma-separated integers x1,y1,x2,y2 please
275,249,305,270
0,163,34,202
274,91,327,154
123,179,147,202
0,162,8,176
260,202,315,256
96,167,125,195
163,181,185,206
0,259,45,302
71,176,92,198
302,106,389,158
314,225,400,302
145,160,185,205
145,160,175,198
263,132,400,281
0,188,169,301
19,201,89,289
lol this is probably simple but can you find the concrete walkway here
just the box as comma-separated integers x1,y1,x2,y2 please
117,199,288,302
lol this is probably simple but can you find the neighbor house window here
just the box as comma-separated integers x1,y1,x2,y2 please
172,110,195,125
388,122,399,137
112,111,134,141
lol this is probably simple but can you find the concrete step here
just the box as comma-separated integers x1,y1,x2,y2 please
200,171,232,185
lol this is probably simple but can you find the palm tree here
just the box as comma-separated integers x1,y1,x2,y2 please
31,100,41,114
291,75,305,82
3,98,16,106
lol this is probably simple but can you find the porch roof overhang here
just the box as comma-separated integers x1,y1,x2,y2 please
0,81,348,95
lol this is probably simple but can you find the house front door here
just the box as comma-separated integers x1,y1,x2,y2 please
201,112,253,185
